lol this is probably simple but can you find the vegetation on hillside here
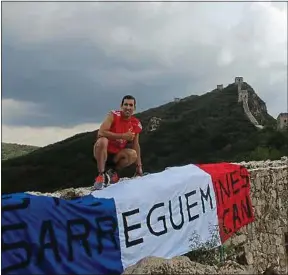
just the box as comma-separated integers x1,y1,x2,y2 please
2,83,287,194
2,143,39,161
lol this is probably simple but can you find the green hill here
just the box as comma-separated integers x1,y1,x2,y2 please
2,82,287,194
2,142,39,161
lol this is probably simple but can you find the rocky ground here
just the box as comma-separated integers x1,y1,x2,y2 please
122,256,257,274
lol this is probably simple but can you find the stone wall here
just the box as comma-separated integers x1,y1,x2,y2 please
122,158,288,274
227,158,288,274
27,157,288,274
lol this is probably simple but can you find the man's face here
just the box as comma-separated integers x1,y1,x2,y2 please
121,99,135,117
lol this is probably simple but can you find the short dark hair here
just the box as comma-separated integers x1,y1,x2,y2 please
121,95,136,106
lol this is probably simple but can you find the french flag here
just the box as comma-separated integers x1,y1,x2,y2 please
1,163,254,275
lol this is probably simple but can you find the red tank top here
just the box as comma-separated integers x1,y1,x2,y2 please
107,110,142,154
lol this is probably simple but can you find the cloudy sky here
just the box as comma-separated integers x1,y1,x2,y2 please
2,1,287,146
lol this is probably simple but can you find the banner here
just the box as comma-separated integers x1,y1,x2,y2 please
197,163,254,242
1,163,254,275
1,194,122,274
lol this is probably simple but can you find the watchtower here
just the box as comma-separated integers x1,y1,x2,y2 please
217,84,223,91
277,113,288,130
235,77,243,85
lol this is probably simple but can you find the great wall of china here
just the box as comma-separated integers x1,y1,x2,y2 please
215,77,264,130
234,77,264,129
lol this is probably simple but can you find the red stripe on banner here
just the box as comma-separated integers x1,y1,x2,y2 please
197,163,255,243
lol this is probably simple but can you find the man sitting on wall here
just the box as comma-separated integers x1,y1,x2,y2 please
93,95,143,190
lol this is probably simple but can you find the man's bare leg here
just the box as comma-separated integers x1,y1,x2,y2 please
93,137,109,174
113,149,137,171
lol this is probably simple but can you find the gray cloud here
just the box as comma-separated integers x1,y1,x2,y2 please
2,1,287,128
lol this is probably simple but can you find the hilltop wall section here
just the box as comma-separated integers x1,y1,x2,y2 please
235,77,264,129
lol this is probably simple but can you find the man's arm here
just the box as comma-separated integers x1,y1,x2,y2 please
98,112,124,140
132,133,142,166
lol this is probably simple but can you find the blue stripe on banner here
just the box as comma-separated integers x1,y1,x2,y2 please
1,193,123,275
